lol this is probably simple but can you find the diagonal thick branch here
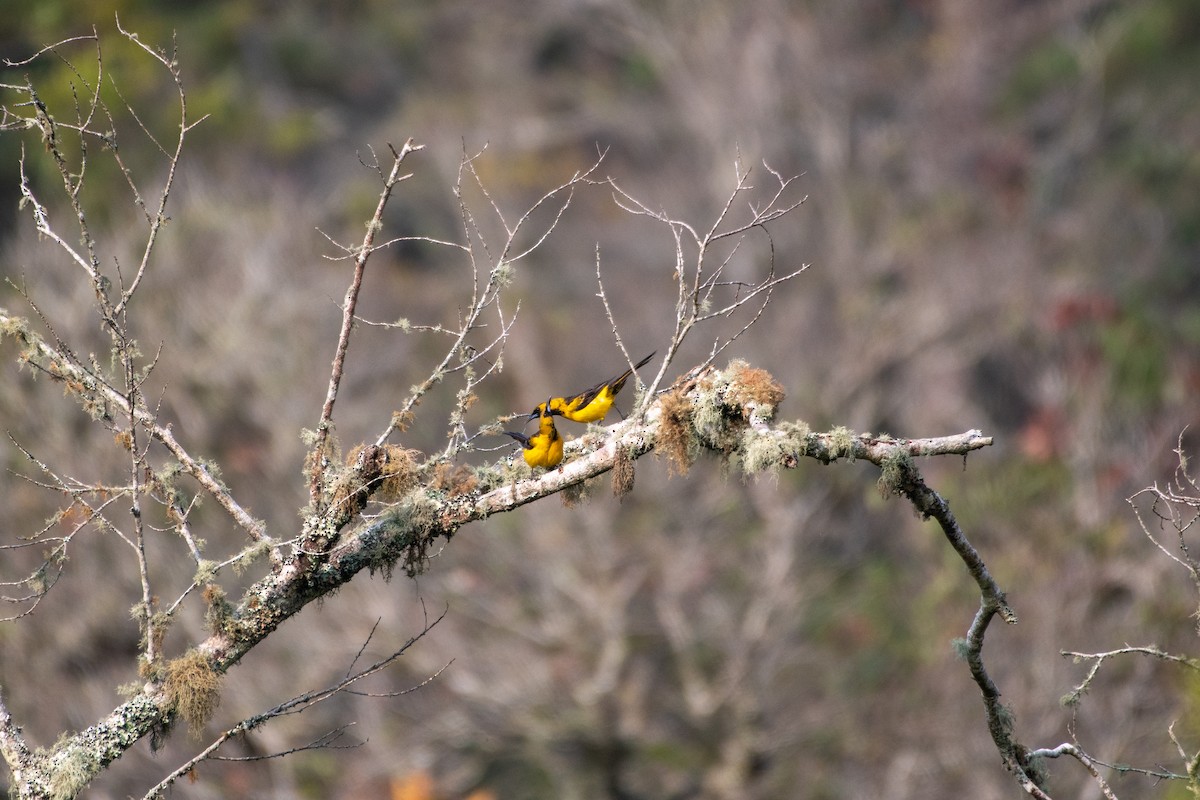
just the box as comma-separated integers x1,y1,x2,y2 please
0,359,996,796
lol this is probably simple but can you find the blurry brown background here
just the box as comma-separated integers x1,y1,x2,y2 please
2,1,1199,798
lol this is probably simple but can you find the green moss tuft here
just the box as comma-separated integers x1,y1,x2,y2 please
829,426,856,460
162,649,223,736
233,540,272,575
876,449,913,498
561,476,594,507
47,740,101,800
690,381,728,447
202,583,234,636
739,429,789,478
369,492,441,579
995,703,1016,736
723,360,786,419
193,559,218,586
492,260,514,286
1025,752,1049,788
950,637,970,660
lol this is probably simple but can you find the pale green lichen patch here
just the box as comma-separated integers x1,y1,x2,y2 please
162,649,222,736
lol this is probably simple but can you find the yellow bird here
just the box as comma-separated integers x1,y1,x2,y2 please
532,352,655,424
504,401,565,469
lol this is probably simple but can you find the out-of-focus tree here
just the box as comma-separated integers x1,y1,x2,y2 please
3,2,1200,799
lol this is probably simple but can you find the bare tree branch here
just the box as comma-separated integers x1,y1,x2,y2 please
142,609,447,800
310,139,424,506
603,160,808,408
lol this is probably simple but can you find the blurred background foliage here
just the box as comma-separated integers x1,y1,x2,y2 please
2,0,1200,798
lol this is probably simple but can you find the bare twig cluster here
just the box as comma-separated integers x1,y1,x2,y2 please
142,609,449,800
1129,436,1200,603
0,26,825,797
603,158,808,406
982,435,1200,799
7,21,1183,800
0,30,460,799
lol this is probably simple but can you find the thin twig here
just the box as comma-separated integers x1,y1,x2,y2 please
1,311,273,549
310,139,424,505
142,608,447,800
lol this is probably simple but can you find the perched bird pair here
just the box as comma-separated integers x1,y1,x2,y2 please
504,352,655,470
